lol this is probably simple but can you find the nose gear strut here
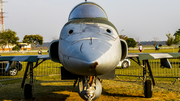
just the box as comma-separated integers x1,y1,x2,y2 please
77,76,102,101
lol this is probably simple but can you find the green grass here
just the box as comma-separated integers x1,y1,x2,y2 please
129,48,179,53
0,52,49,56
0,76,180,101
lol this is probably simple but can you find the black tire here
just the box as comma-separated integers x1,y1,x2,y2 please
24,84,33,99
8,68,18,76
122,61,129,69
144,80,152,98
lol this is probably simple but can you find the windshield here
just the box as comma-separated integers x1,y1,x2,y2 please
69,2,108,21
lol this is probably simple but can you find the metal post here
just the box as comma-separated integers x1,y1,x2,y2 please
173,78,179,85
0,83,3,87
21,62,30,88
29,62,33,84
143,60,147,82
0,0,4,31
136,76,143,82
146,60,155,86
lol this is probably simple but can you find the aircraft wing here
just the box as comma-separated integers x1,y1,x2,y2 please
127,53,180,60
0,55,50,62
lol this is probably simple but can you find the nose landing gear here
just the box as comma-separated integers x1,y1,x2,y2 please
77,76,102,101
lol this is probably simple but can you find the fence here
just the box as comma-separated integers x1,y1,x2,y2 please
116,57,180,79
0,58,180,83
0,60,61,82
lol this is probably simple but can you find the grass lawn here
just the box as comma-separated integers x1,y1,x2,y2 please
0,76,180,101
129,48,179,53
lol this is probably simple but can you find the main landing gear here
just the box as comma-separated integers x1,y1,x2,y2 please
130,57,155,98
24,84,33,99
21,62,34,99
144,80,152,98
21,59,47,99
142,60,155,98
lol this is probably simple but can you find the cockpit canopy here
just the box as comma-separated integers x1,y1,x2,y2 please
68,2,108,21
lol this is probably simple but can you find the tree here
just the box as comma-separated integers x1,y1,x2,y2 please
0,39,6,51
174,35,180,44
0,29,19,51
174,29,180,44
174,29,180,36
119,35,128,40
23,34,43,49
126,38,137,48
159,44,162,47
166,33,174,46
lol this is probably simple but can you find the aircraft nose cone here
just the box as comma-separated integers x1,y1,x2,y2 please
60,37,120,76
78,39,111,62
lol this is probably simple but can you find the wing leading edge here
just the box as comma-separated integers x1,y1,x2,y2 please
127,53,180,60
0,55,50,62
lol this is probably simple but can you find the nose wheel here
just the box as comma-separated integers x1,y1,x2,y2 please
77,76,102,101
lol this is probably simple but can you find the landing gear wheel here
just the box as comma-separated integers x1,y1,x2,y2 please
122,61,129,69
78,77,102,101
144,80,152,98
8,68,18,76
24,84,33,99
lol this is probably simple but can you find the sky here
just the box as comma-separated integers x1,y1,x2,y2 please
3,0,180,42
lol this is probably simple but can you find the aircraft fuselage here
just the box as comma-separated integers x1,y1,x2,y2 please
59,18,121,76
49,2,128,100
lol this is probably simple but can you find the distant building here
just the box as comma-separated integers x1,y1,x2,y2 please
19,43,31,51
0,44,15,51
0,43,31,51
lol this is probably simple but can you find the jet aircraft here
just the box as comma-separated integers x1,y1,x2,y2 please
0,1,180,101
49,1,128,100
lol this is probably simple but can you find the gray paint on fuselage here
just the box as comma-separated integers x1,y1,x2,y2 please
59,19,121,76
